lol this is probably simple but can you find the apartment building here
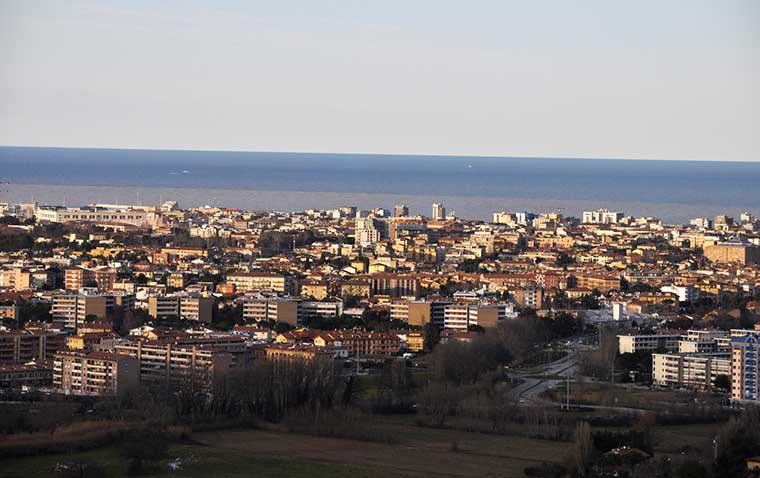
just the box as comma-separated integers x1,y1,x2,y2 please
300,279,329,300
368,273,420,299
0,330,66,362
147,295,214,323
443,303,511,330
731,335,759,402
0,268,32,290
0,363,53,389
299,301,342,321
514,286,545,309
65,267,116,292
574,273,621,293
113,341,233,386
704,240,760,266
51,294,106,329
617,334,681,354
53,351,139,396
227,272,295,294
652,353,730,389
390,300,451,327
36,205,155,227
582,209,624,224
242,298,299,325
337,330,401,356
264,343,334,363
677,330,728,354
0,305,19,320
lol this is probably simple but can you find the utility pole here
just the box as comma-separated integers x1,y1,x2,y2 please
566,372,570,411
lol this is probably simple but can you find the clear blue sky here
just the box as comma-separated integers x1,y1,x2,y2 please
1,0,758,161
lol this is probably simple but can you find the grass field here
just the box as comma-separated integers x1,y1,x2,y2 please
1,419,571,478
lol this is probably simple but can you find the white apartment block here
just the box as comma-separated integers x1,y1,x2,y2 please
652,352,730,389
582,208,624,224
617,334,681,354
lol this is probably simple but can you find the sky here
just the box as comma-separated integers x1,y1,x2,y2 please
0,0,758,161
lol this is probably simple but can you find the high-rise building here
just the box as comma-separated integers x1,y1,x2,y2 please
731,335,759,402
432,203,446,220
393,204,409,217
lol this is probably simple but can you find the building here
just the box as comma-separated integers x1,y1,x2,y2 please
355,216,386,247
35,205,155,228
0,305,20,320
299,301,342,321
243,297,299,325
65,267,116,292
652,353,730,389
443,303,511,330
660,285,700,303
514,286,545,309
226,272,295,294
147,295,214,322
53,351,139,396
393,204,409,217
391,300,451,328
369,273,420,299
731,335,759,402
574,273,621,293
52,294,107,329
264,343,334,363
300,280,329,300
704,239,760,265
113,341,233,386
617,334,681,354
582,209,624,224
432,203,446,220
0,363,53,389
0,330,66,362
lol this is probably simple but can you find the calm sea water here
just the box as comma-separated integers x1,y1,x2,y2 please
1,146,758,224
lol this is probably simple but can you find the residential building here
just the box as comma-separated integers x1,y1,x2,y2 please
731,335,759,402
243,297,300,325
652,353,730,389
53,351,139,396
617,334,681,354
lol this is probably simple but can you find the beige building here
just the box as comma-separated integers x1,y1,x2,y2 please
243,298,299,325
390,300,451,327
113,341,233,387
53,351,139,396
36,205,156,227
227,272,294,294
652,353,730,389
443,304,508,330
147,295,214,322
704,240,760,265
52,294,108,329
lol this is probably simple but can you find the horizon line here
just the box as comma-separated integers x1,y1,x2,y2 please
0,144,758,164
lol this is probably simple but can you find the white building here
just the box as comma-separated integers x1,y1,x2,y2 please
582,208,624,224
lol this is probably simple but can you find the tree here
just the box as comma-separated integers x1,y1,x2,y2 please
713,374,730,391
423,323,440,351
569,421,593,478
122,427,169,474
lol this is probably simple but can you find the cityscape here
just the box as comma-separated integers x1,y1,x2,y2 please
0,199,759,476
2,1,758,477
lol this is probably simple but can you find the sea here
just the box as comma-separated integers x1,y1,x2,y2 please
1,146,759,224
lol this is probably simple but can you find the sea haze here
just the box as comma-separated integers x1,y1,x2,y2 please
1,146,758,224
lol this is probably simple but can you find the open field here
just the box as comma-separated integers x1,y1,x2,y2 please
1,420,571,478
